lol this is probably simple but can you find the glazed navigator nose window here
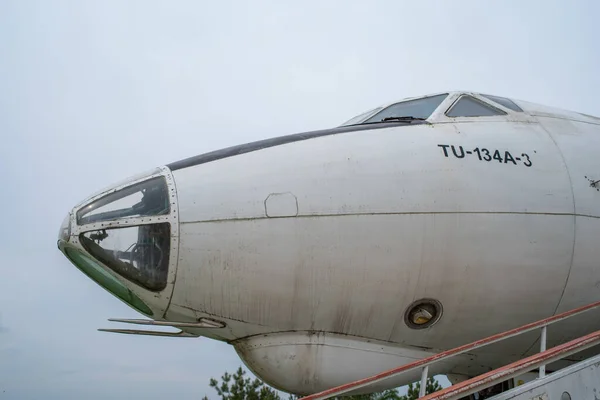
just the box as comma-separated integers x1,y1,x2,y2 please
76,176,169,225
80,223,171,292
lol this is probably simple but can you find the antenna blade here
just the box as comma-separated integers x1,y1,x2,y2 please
98,328,199,337
107,318,225,329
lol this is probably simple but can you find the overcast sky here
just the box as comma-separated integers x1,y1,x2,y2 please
1,1,600,399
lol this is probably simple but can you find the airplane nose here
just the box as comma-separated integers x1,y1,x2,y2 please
56,167,178,318
72,174,172,290
57,212,71,244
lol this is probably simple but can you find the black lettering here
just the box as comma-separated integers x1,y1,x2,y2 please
440,145,532,167
451,145,465,158
482,148,491,161
438,144,450,157
493,150,503,163
504,151,517,165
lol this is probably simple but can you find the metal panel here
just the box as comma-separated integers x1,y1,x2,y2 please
540,216,600,364
172,121,573,224
233,332,457,396
538,116,600,217
540,117,600,351
171,212,573,354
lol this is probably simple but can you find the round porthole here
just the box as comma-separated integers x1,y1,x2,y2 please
404,299,443,329
561,392,571,400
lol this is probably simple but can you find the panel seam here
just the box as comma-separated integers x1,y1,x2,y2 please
536,121,578,316
518,118,578,358
179,210,599,225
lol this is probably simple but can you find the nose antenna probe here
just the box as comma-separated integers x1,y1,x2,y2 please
98,317,226,337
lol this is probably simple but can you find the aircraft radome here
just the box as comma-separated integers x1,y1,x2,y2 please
57,91,600,395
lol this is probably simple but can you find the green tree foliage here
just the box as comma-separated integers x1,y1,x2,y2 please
201,367,282,400
337,388,401,400
203,367,443,400
399,377,443,400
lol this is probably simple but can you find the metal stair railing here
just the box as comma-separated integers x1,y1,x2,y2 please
420,329,600,400
298,299,600,400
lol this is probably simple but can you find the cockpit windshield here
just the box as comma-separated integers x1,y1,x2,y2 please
362,94,448,123
339,94,448,126
76,176,169,225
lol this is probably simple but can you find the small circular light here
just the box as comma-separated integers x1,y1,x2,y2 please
561,392,571,400
411,306,434,325
404,299,443,329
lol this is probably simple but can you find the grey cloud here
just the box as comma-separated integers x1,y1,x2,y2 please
1,0,600,398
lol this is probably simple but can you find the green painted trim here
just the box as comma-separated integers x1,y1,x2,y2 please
65,247,153,317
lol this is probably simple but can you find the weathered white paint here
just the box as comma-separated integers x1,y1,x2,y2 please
233,332,467,396
172,214,572,346
58,91,600,395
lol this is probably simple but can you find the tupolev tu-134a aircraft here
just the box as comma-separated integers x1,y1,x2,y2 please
57,91,600,395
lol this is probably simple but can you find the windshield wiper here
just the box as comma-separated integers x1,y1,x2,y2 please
380,116,426,122
342,115,429,127
353,116,428,126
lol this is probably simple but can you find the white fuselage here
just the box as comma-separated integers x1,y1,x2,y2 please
57,92,600,395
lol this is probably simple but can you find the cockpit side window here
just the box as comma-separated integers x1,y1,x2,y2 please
340,107,384,126
363,94,448,123
446,95,507,117
481,94,523,112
